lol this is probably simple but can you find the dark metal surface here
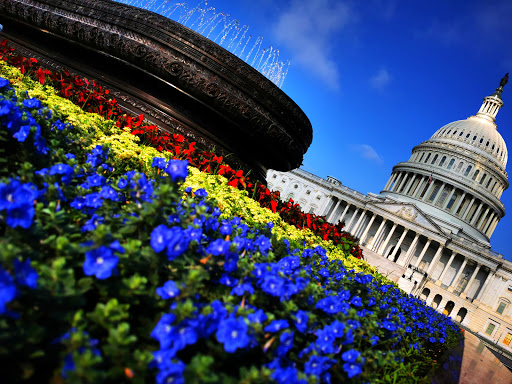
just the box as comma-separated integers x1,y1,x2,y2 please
0,0,313,180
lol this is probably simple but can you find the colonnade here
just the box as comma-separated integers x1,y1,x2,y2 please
383,171,500,237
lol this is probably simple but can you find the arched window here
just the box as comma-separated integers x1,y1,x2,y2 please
456,162,463,172
472,170,480,181
473,135,477,140
466,133,470,138
464,165,472,176
480,173,487,185
431,154,438,165
439,156,446,167
447,159,455,169
425,153,431,163
486,177,492,189
418,153,425,162
459,131,464,136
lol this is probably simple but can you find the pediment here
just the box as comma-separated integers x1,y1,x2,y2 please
371,202,447,235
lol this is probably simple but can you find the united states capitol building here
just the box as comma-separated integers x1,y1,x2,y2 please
268,76,512,348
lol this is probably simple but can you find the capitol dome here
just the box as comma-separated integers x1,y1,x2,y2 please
380,75,509,245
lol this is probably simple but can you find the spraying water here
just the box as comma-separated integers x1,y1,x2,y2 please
112,0,289,87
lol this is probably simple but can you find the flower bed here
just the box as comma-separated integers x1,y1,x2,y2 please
0,39,362,259
0,71,463,384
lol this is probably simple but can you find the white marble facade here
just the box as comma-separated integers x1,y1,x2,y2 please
267,78,512,349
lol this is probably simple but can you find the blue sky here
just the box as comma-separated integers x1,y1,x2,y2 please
136,0,512,260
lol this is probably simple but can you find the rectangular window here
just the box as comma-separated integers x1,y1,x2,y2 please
504,333,512,346
428,186,440,202
485,322,496,335
436,190,449,207
497,302,506,315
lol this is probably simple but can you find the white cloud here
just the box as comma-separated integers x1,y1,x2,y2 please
353,144,383,163
272,0,354,89
369,68,391,90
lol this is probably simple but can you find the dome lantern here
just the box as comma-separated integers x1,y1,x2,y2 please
474,73,508,125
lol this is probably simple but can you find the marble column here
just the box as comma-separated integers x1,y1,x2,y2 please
477,207,491,230
426,244,444,275
403,233,420,267
384,174,394,190
461,263,481,299
327,200,341,222
360,213,377,245
462,197,476,221
338,203,351,224
483,213,495,234
474,270,494,304
369,219,387,251
414,239,432,268
351,210,367,236
404,174,417,195
437,252,456,286
414,177,427,198
345,208,360,232
378,222,398,255
390,228,409,261
434,183,446,205
391,173,404,192
442,187,456,210
422,180,436,202
470,203,484,225
452,191,467,214
485,216,499,237
396,173,409,193
448,258,468,292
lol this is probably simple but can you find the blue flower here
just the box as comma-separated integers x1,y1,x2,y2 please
152,157,167,169
350,296,363,307
14,259,38,289
276,331,294,357
165,160,188,182
169,319,199,351
219,220,233,236
247,309,267,324
194,188,208,198
231,281,254,296
155,360,186,384
151,224,171,253
216,315,251,353
254,235,271,253
342,349,361,363
293,310,309,333
304,355,334,377
99,186,119,201
261,274,285,297
151,313,177,349
343,362,363,378
271,365,304,384
156,281,180,300
22,98,42,109
5,203,35,229
205,239,230,256
84,193,103,209
83,246,119,279
264,319,289,333
81,214,104,232
166,227,189,260
316,296,342,314
0,267,17,315
86,174,106,188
